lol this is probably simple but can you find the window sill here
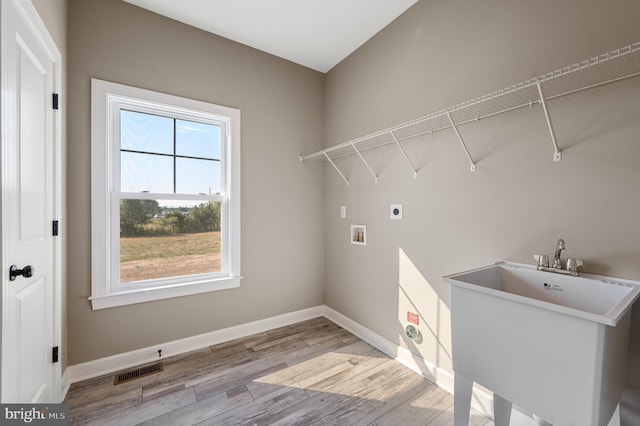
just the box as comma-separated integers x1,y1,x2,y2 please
89,276,242,310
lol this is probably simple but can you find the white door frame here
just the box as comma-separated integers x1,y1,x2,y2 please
0,0,63,402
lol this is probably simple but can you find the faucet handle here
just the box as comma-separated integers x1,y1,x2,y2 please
534,254,549,267
566,258,583,272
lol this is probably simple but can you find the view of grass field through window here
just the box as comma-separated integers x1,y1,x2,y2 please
120,200,222,282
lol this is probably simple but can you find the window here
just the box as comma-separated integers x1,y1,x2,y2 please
91,79,241,309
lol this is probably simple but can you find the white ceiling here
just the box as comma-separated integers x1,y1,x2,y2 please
123,0,418,73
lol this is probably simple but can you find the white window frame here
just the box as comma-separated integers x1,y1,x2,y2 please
90,79,241,310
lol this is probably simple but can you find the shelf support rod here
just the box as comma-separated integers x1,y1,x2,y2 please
351,143,378,183
536,81,562,161
323,152,349,186
446,112,476,172
390,131,418,179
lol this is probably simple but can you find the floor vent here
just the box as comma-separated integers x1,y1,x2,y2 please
114,362,164,385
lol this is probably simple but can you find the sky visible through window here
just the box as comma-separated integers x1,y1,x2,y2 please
120,110,221,208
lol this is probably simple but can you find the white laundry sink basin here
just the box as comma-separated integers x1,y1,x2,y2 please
446,261,640,326
444,262,640,426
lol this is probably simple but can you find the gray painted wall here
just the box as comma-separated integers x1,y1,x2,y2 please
323,0,640,422
67,0,325,364
32,0,67,50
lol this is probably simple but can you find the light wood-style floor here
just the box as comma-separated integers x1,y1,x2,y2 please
65,317,493,425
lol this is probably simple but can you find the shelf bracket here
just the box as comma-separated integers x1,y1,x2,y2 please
390,130,418,179
351,143,378,183
536,81,562,161
446,112,476,172
323,152,349,186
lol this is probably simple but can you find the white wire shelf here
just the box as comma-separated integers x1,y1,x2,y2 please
300,42,640,185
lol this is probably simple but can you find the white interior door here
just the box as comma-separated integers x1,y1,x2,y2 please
1,0,60,403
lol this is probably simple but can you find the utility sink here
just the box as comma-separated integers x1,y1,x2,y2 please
447,262,640,326
444,262,640,426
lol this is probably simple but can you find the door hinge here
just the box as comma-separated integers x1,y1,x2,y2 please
52,346,59,363
52,93,59,110
52,220,59,236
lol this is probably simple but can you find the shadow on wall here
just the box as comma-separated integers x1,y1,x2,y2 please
397,247,451,369
395,247,487,414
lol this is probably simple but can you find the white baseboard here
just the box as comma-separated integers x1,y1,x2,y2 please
66,305,324,384
321,306,398,359
60,368,71,402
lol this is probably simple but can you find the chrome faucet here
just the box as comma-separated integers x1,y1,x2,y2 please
534,238,583,276
552,239,565,269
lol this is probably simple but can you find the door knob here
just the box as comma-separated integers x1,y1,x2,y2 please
9,265,34,281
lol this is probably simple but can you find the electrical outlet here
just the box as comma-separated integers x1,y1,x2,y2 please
390,204,402,220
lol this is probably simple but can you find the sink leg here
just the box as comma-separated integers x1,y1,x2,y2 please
454,372,473,426
493,393,512,426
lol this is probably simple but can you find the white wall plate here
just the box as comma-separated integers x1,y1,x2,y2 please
390,204,403,220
